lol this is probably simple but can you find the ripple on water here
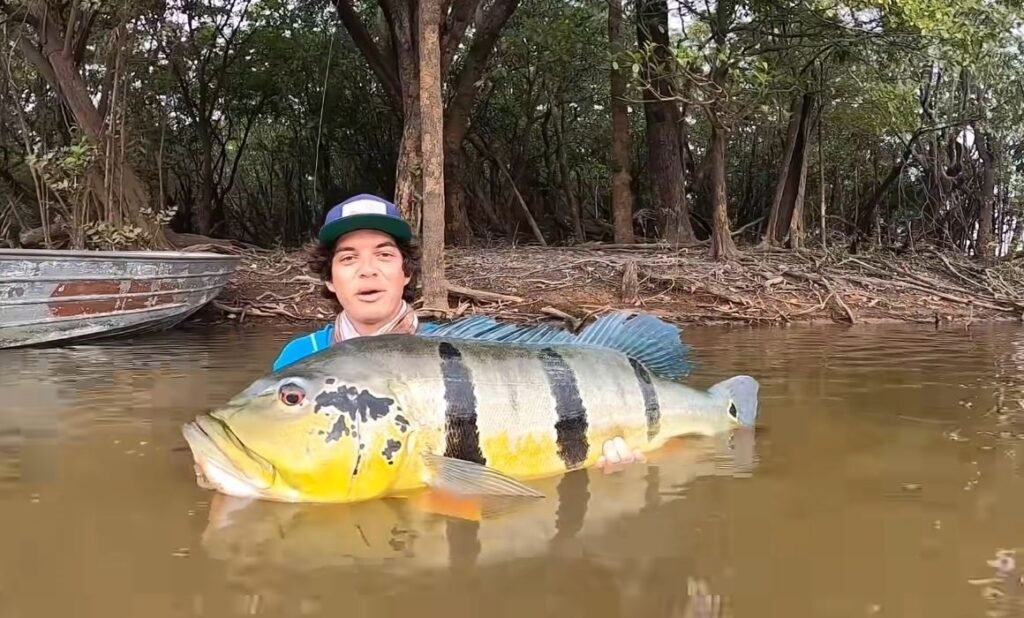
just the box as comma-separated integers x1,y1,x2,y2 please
0,321,1023,618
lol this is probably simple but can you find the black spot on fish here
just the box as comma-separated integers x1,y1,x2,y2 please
381,439,402,464
630,357,661,441
326,415,350,443
394,415,410,433
538,347,589,469
352,447,363,477
325,378,336,385
314,385,394,423
438,342,486,465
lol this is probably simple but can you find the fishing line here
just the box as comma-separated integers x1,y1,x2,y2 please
312,22,338,217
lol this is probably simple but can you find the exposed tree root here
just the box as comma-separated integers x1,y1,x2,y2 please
193,243,1024,328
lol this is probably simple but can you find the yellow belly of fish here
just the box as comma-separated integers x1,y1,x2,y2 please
387,423,655,496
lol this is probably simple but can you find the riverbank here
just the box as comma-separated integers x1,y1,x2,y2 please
194,243,1024,328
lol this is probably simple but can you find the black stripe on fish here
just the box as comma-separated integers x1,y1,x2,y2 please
438,342,486,465
629,357,661,441
538,347,589,469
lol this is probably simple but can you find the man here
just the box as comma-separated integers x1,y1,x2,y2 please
273,193,641,470
272,193,432,371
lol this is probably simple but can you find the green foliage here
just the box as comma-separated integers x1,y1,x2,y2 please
3,0,1024,253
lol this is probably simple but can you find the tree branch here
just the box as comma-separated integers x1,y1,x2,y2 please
443,0,520,145
71,9,94,65
440,0,481,74
62,0,78,56
330,0,402,108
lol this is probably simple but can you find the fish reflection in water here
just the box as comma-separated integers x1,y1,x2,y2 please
200,429,757,574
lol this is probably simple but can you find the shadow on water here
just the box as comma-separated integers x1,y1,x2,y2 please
4,321,1024,616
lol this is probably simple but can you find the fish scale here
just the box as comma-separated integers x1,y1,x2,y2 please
383,336,735,488
182,311,760,504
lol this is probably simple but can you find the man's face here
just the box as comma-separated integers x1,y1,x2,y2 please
326,229,410,328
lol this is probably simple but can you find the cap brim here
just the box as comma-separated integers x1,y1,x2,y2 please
318,214,412,246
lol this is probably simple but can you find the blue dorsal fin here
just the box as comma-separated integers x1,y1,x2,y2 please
421,315,578,345
422,312,693,380
575,312,692,380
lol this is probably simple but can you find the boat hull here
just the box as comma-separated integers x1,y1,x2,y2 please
0,248,241,349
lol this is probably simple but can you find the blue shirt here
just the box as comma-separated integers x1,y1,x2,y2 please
271,321,440,372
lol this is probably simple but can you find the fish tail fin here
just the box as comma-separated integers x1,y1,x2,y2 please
708,376,759,426
576,312,693,380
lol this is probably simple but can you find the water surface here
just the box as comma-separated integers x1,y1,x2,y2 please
2,321,1024,617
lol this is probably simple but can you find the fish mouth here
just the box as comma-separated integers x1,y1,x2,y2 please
182,415,276,500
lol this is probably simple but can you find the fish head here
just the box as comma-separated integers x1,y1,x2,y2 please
182,365,416,503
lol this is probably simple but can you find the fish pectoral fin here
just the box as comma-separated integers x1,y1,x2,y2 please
410,489,484,521
409,490,536,522
421,453,544,499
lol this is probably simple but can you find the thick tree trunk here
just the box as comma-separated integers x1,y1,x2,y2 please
608,0,634,243
12,14,167,247
419,0,447,309
708,120,737,260
388,0,423,232
636,0,695,244
395,105,422,232
443,142,473,244
333,0,520,245
786,133,810,249
764,93,815,247
764,96,802,245
197,116,215,236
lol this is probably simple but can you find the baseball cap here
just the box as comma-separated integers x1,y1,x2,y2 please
318,194,413,246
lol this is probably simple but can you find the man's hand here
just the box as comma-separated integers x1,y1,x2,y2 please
596,436,646,474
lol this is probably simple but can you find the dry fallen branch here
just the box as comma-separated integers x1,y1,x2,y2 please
191,243,1024,328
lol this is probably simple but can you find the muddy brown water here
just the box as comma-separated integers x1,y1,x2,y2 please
2,322,1024,617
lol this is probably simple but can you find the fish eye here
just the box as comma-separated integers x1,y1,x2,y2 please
278,383,307,407
728,402,738,420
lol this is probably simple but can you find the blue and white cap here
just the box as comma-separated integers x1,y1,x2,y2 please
318,194,412,246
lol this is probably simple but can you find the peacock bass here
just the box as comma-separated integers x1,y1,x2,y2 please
181,312,760,504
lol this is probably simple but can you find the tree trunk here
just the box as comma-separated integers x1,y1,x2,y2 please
608,0,634,243
818,104,827,249
764,93,815,247
11,13,167,247
708,120,737,260
849,132,925,252
764,96,802,245
636,0,695,244
553,100,584,242
975,127,996,262
197,115,215,236
419,0,447,309
395,107,422,232
332,0,520,244
443,144,473,244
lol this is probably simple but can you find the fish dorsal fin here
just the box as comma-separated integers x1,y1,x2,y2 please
422,312,693,380
421,315,578,345
574,312,693,380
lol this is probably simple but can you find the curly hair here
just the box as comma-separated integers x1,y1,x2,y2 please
306,238,421,310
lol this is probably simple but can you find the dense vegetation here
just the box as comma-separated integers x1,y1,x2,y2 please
2,0,1023,268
